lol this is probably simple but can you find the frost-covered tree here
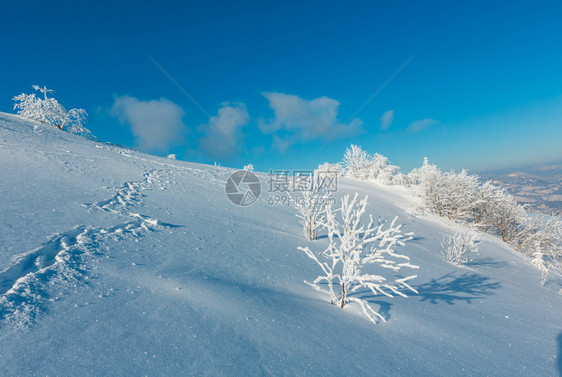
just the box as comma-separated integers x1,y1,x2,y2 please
408,157,560,285
243,164,254,171
61,108,93,138
531,250,549,286
14,85,62,125
342,144,371,179
513,216,558,253
410,159,523,235
387,171,406,185
441,230,479,266
410,158,445,215
407,157,438,186
291,174,332,240
489,189,525,243
441,170,479,221
298,193,418,324
13,85,94,138
514,216,562,283
341,145,403,184
367,153,404,184
12,92,41,121
34,85,54,98
405,158,424,186
294,188,331,241
316,162,344,176
471,181,501,231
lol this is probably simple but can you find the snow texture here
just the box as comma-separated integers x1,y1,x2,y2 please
0,113,561,376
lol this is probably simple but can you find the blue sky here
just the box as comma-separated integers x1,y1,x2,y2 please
1,0,562,173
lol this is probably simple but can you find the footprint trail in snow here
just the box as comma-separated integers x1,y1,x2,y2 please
0,170,177,328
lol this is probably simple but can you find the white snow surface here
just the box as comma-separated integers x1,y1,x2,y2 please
0,112,561,376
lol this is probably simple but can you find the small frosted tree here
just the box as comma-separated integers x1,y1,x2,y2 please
515,216,562,284
489,189,525,242
441,230,479,266
316,162,344,176
14,85,62,124
292,174,332,240
513,217,559,254
341,145,403,184
531,250,549,286
410,157,446,215
472,181,501,231
437,169,479,221
366,153,402,184
298,193,419,324
12,92,41,121
13,85,94,138
62,108,93,138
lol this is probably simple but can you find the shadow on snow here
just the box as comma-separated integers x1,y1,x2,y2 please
415,272,501,305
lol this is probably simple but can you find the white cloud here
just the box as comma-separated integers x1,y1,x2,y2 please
112,96,187,152
198,102,250,159
380,110,394,131
407,118,440,133
259,92,363,150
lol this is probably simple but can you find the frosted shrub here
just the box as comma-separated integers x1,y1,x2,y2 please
298,193,419,324
472,181,501,231
387,171,406,186
531,251,549,286
441,170,479,221
341,145,403,184
516,217,562,284
490,190,526,243
411,158,445,216
342,144,371,179
62,108,91,138
13,85,58,124
441,231,479,266
13,85,94,138
367,153,400,183
292,174,332,240
316,162,344,176
411,158,526,243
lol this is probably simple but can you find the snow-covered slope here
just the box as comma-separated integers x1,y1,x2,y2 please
0,112,561,376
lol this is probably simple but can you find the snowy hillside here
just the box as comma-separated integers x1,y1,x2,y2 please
0,112,561,376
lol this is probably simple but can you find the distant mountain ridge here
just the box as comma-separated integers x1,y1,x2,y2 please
479,163,562,216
